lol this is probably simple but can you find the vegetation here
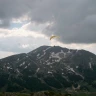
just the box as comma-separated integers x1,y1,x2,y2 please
0,91,95,96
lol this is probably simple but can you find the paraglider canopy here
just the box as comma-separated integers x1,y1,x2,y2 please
50,35,59,40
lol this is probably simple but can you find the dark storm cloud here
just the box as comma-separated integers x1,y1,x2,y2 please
0,0,96,43
0,0,36,27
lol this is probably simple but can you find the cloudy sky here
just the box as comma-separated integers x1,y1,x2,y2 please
0,0,96,58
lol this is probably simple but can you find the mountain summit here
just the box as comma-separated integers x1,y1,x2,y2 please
0,46,96,92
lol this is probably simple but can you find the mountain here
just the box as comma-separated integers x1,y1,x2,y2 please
0,45,96,92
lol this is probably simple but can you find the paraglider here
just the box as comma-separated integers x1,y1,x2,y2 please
50,35,59,40
50,35,60,47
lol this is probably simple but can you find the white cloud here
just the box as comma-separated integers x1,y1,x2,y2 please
12,15,30,23
50,40,96,54
20,44,30,48
0,51,16,59
0,23,46,38
0,22,50,54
